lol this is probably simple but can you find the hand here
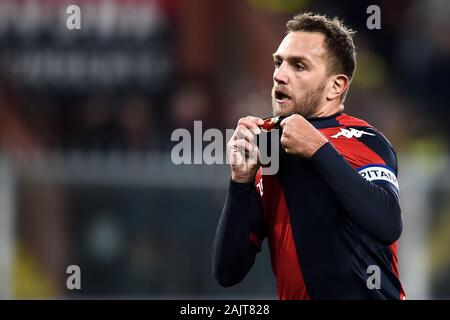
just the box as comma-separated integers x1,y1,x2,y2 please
280,114,328,158
228,116,264,183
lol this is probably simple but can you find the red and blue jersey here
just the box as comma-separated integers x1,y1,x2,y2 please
214,112,406,300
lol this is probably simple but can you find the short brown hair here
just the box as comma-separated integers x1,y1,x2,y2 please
287,12,356,101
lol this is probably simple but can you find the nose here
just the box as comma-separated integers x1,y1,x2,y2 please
273,62,288,85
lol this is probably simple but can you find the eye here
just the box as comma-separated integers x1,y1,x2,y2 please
294,63,305,71
274,59,282,68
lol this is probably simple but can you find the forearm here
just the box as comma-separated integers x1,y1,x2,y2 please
212,179,263,287
310,143,402,245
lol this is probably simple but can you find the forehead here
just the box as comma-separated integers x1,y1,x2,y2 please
275,31,327,61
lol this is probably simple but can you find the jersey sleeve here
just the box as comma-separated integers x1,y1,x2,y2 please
329,126,400,202
212,178,266,287
311,126,403,245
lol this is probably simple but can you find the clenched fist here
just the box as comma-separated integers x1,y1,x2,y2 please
280,114,328,158
228,116,264,183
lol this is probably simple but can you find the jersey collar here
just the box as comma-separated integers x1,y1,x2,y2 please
308,111,343,129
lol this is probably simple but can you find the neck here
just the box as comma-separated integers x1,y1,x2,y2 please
310,102,343,119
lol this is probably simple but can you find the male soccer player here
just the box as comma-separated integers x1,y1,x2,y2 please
212,13,406,300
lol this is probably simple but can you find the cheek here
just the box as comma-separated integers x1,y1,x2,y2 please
290,78,309,101
292,73,312,91
299,73,325,94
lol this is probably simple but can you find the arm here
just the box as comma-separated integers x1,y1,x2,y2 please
212,180,265,287
310,142,402,245
213,116,265,287
279,114,402,246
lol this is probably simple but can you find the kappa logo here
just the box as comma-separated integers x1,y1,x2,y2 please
331,128,376,139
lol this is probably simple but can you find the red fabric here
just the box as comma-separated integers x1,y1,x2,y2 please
389,242,407,299
250,114,405,299
255,169,310,300
336,113,371,127
319,129,385,169
249,233,261,249
322,115,406,300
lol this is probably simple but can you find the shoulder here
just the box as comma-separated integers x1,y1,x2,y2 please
320,114,398,173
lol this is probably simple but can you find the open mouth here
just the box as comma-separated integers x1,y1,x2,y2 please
274,90,291,102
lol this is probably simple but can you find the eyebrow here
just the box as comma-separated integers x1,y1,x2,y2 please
272,53,313,66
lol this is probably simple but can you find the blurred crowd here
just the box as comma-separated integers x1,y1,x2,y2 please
0,0,448,155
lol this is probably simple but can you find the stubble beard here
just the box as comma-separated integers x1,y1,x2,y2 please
272,82,326,119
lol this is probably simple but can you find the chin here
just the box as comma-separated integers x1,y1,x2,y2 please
272,102,293,117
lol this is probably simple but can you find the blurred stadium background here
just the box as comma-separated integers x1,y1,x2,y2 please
0,0,448,299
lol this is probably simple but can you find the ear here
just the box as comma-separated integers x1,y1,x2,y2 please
326,74,349,101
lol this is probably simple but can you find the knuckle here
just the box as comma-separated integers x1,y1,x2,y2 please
236,125,246,136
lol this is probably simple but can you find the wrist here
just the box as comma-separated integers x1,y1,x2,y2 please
231,172,255,184
306,135,328,158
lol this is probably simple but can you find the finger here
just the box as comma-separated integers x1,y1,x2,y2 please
230,126,249,142
280,135,290,154
246,144,260,165
239,116,264,126
230,139,246,162
238,117,263,134
239,120,261,135
232,138,260,163
241,140,260,164
236,125,258,142
230,147,245,166
280,135,288,148
280,129,291,145
232,138,255,154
